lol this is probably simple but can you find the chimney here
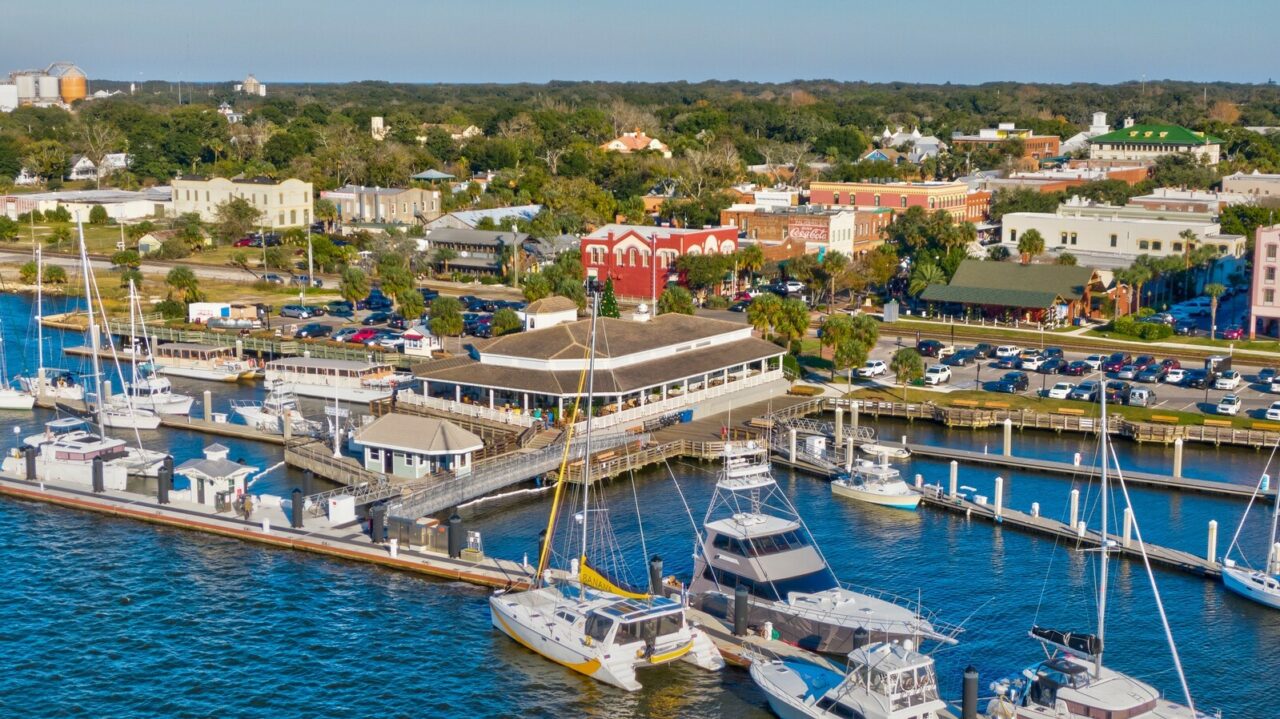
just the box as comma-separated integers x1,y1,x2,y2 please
1123,117,1135,128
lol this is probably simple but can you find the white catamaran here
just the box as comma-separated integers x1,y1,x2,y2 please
1221,453,1280,610
489,296,723,691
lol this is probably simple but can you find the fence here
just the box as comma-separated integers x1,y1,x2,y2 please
569,369,785,433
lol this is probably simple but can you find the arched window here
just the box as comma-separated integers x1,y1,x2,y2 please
900,195,908,208
873,194,880,207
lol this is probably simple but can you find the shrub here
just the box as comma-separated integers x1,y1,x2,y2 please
88,205,109,225
782,354,801,379
703,295,730,309
479,275,501,285
787,384,823,396
1111,315,1173,340
155,299,186,319
154,237,192,260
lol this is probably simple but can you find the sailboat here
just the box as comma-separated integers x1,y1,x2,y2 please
1221,461,1280,610
108,283,193,416
985,391,1211,719
689,442,953,654
0,321,35,410
488,296,724,691
16,247,85,403
93,280,162,429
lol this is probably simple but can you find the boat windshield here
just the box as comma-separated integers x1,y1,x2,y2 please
712,529,810,557
701,565,838,600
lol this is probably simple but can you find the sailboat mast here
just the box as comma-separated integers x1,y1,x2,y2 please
579,293,600,579
77,219,106,430
1096,388,1110,677
1270,466,1280,575
35,246,44,389
128,280,139,391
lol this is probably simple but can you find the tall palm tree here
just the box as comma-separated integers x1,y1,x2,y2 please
746,293,782,339
1016,229,1045,264
1205,283,1226,338
820,250,849,311
737,244,765,289
774,298,811,348
908,262,945,297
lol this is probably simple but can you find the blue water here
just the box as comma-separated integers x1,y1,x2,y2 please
0,292,1276,717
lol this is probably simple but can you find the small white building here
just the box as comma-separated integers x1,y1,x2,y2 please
519,295,579,331
1222,170,1280,199
354,414,482,479
402,324,442,357
67,153,129,182
174,443,257,507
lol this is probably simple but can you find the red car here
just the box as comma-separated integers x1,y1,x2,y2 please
1101,352,1132,373
233,236,258,247
1220,326,1244,340
346,328,380,344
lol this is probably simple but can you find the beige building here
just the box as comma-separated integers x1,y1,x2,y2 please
320,185,442,225
1222,170,1280,199
172,176,313,228
1088,122,1222,166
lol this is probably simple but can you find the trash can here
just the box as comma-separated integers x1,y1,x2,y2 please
679,409,694,423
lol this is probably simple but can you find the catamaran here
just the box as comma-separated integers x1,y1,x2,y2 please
16,247,84,403
831,455,920,510
688,442,954,654
984,391,1212,719
489,296,724,691
1221,454,1280,610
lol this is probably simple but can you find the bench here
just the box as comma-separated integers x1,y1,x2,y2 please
1202,418,1234,428
951,399,979,408
1149,414,1181,425
1251,421,1280,432
983,401,1010,409
1055,408,1086,416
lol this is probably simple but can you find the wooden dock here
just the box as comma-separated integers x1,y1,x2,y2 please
918,488,1221,578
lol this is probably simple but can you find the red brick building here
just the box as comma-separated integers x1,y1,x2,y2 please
809,181,971,220
581,224,739,300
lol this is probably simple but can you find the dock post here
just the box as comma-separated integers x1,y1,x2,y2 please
993,476,1004,517
844,437,854,472
157,459,171,505
850,403,859,438
1030,502,1040,518
788,428,797,464
949,461,958,498
1173,438,1184,478
370,509,384,544
1076,520,1087,538
1123,507,1134,548
448,513,463,558
303,470,312,497
235,338,244,359
649,555,664,595
834,403,843,448
91,456,104,493
261,518,270,534
24,447,35,481
102,379,113,399
1069,488,1079,528
290,488,303,528
203,390,212,422
389,538,398,558
914,473,923,488
962,666,979,719
733,584,749,636
1002,418,1012,456
283,414,292,442
1207,520,1218,563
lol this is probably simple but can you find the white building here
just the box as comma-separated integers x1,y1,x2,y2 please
174,444,256,508
235,74,266,97
172,176,313,228
1001,197,1247,269
1061,112,1113,155
66,153,129,182
402,325,442,357
0,84,17,112
518,295,579,331
0,187,171,222
1088,122,1222,166
1222,170,1280,199
877,125,948,162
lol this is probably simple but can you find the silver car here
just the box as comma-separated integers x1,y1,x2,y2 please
1114,364,1139,380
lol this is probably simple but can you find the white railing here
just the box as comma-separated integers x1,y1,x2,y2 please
571,369,784,432
400,392,537,428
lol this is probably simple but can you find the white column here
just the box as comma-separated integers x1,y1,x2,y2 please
522,393,529,412
1173,438,1184,478
948,461,958,498
788,429,797,463
1207,520,1218,563
834,404,843,448
1003,418,1013,456
488,388,494,409
1122,506,1134,548
1069,488,1080,528
993,476,1004,517
454,384,461,402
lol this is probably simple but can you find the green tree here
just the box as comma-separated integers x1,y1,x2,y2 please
491,307,523,336
908,262,945,296
263,246,290,270
165,266,203,303
433,246,458,275
1204,283,1226,337
48,223,72,250
230,251,250,270
111,249,141,268
396,287,425,321
339,266,370,304
88,205,109,225
155,237,191,260
42,265,68,285
18,261,37,284
736,243,766,287
599,278,621,318
889,348,925,401
119,267,143,288
522,272,552,302
1016,229,1045,263
773,298,811,348
125,220,155,241
819,314,879,380
657,286,695,315
1055,252,1078,266
211,197,263,244
314,198,338,230
747,293,782,338
429,295,465,337
0,216,18,242
820,250,849,310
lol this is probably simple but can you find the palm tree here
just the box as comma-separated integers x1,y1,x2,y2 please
908,262,945,297
1016,229,1045,264
746,293,782,339
1204,283,1226,338
1127,263,1152,313
165,266,203,303
889,348,924,401
433,247,458,276
774,298,811,348
737,244,766,289
314,199,339,231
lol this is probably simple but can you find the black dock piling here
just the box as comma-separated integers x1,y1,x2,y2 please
91,456,104,493
370,507,384,544
447,513,463,558
733,583,749,636
648,555,664,595
24,447,35,481
291,488,303,529
962,665,978,719
156,459,171,505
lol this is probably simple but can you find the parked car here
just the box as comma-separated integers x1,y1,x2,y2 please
1042,347,1064,360
973,343,997,359
419,288,440,303
858,360,888,378
994,345,1021,358
943,351,975,367
279,304,313,319
1174,320,1198,336
346,328,380,344
1114,364,1139,380
1183,369,1208,389
362,311,392,326
1103,381,1131,405
1020,354,1046,372
1258,368,1278,385
1039,358,1067,374
1101,352,1131,373
995,371,1029,393
1083,354,1106,371
332,327,361,342
1047,382,1075,399
1165,367,1187,385
995,355,1022,370
293,323,332,339
728,301,749,313
923,365,952,385
1220,326,1244,340
780,280,804,294
1135,365,1166,383
1132,355,1156,370
361,292,393,312
377,334,406,350
387,313,408,330
1070,381,1100,402
1216,393,1243,416
916,339,944,357
1018,348,1042,361
1159,358,1181,371
233,236,258,248
1266,401,1280,422
1127,387,1157,407
325,301,354,318
1063,360,1091,376
261,273,286,285
1215,370,1242,390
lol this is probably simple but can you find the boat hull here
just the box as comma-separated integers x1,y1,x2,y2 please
2,452,128,490
155,364,248,383
831,481,920,510
275,382,393,403
488,592,639,691
1222,566,1280,609
0,390,35,410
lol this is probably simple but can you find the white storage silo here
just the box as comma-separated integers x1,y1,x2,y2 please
37,75,60,101
14,74,36,101
0,85,18,112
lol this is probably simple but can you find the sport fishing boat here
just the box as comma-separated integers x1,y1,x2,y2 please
859,442,910,460
688,442,954,654
1221,459,1280,610
231,380,321,436
831,456,920,510
489,296,723,691
984,391,1211,719
152,342,255,383
750,639,947,719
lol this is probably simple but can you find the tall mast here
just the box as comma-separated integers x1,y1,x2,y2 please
35,246,44,389
1270,467,1280,576
77,219,105,430
127,279,139,392
1096,387,1110,677
579,293,600,581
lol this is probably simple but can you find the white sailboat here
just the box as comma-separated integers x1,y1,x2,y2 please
831,456,920,510
108,282,193,416
1221,460,1280,610
985,391,1211,719
94,281,162,430
0,322,35,410
489,296,723,691
16,247,84,403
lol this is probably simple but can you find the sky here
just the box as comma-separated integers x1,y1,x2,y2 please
3,0,1276,85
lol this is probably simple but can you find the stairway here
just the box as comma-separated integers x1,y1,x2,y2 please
522,428,563,451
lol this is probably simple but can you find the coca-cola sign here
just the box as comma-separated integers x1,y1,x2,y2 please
788,219,829,242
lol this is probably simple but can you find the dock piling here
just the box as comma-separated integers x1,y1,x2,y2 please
1123,507,1134,548
834,404,843,448
447,513,463,558
1030,502,1040,517
261,518,270,534
1173,438,1184,478
914,473,923,489
788,429,797,464
203,390,212,422
733,584,749,636
1069,488,1079,528
949,461,958,498
1002,418,1012,456
370,509,384,545
156,460,170,505
850,403,859,437
962,666,979,719
844,436,854,472
649,555,664,595
91,456,103,493
24,447,35,481
291,488,303,528
1207,519,1218,563
994,476,1004,517
1076,520,1087,538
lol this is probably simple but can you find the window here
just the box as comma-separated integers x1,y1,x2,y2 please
900,195,908,208
928,197,936,209
1139,240,1149,250
1110,234,1118,248
1060,232,1068,245
277,213,284,225
1009,229,1017,243
1151,241,1162,251
1267,244,1277,260
833,192,841,204
1173,242,1183,253
1266,267,1276,282
290,209,297,224
1266,290,1276,304
1070,233,1077,246
873,194,880,207
278,192,284,204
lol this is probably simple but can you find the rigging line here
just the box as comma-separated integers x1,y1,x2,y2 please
1106,440,1197,716
89,260,145,448
1223,438,1279,564
626,444,649,577
1035,426,1104,623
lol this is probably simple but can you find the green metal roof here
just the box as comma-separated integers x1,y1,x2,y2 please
919,260,1097,309
1089,124,1223,146
920,284,1064,309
